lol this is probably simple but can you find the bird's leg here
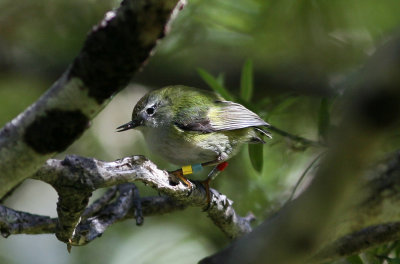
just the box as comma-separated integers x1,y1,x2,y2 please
201,161,229,206
168,160,228,205
169,163,205,188
169,169,192,188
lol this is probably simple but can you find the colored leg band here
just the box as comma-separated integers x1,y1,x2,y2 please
182,165,193,175
192,163,203,173
181,164,203,175
217,162,229,171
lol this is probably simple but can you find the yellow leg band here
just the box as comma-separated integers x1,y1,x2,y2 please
182,165,193,175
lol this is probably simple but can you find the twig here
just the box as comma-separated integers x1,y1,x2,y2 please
286,152,325,202
268,125,324,148
82,187,118,221
70,183,138,246
0,194,185,240
131,185,144,226
312,223,400,263
0,205,56,237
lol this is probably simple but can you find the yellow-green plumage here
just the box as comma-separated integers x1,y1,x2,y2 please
117,85,271,166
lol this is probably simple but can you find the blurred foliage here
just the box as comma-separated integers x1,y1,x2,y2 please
1,0,400,263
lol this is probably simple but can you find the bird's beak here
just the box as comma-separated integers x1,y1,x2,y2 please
116,120,140,132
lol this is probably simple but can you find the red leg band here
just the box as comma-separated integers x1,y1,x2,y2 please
217,162,229,171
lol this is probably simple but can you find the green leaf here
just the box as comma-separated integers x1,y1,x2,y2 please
248,144,264,173
346,255,364,264
318,98,330,142
240,59,253,102
197,68,233,101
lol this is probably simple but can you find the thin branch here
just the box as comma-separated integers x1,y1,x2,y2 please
70,183,140,246
286,152,325,203
0,194,185,239
82,187,118,221
130,184,144,226
268,125,324,148
312,223,400,263
0,205,56,236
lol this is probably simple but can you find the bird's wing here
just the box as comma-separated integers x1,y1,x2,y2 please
174,101,269,133
209,101,269,131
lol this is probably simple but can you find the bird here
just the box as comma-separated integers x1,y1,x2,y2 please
117,85,271,200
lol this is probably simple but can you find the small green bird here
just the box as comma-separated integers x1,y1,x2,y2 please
117,86,271,192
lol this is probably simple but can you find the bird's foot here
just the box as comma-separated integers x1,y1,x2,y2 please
201,161,229,210
169,169,192,189
200,178,212,211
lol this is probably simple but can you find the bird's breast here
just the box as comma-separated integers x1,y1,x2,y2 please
140,126,234,165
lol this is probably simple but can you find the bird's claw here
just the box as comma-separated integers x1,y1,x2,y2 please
169,170,193,189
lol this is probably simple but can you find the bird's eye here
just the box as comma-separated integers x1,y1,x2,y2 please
146,107,155,116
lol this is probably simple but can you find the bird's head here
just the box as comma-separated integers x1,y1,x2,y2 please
116,87,176,132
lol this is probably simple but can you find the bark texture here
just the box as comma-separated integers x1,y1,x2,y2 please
0,0,184,198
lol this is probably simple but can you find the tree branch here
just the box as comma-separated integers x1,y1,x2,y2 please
268,125,324,148
4,149,400,259
313,223,400,263
0,193,186,239
0,0,184,198
26,155,254,244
